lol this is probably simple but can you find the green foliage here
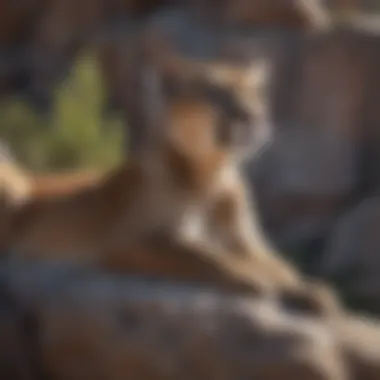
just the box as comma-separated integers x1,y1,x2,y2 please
0,51,124,173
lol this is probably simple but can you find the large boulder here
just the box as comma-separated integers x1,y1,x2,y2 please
3,262,348,380
3,262,380,379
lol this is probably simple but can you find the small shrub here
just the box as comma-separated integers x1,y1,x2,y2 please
0,50,124,173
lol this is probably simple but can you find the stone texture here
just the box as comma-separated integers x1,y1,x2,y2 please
245,26,380,268
3,262,347,380
2,262,380,379
320,197,380,314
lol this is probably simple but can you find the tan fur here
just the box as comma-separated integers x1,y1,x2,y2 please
1,164,104,249
30,170,104,199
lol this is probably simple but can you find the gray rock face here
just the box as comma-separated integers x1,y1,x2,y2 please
244,26,380,270
321,197,380,314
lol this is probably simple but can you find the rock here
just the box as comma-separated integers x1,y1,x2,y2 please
4,262,347,380
326,0,380,13
320,197,380,314
2,261,380,379
191,0,331,30
0,0,176,107
245,25,380,269
329,313,380,380
0,273,40,380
